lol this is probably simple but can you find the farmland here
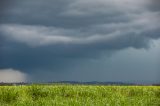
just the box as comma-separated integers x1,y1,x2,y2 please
0,85,160,106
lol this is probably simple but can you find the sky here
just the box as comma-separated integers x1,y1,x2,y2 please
0,0,160,83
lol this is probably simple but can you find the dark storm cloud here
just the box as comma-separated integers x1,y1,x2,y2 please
0,0,160,80
149,0,160,11
0,0,151,28
0,0,12,12
0,0,78,28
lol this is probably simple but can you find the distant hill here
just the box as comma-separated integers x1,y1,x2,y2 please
0,81,159,86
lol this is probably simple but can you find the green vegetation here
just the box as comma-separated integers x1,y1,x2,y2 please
0,85,160,106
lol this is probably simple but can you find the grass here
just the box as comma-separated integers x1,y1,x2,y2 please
0,85,160,106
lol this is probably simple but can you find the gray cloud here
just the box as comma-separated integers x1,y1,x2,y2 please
0,0,160,82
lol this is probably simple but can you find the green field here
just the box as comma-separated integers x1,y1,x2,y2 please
0,85,160,106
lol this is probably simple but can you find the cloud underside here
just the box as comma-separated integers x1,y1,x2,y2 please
0,0,160,78
0,0,160,49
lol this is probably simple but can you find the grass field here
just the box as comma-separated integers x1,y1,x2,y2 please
0,85,160,106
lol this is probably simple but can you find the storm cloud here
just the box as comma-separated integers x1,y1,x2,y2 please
0,0,160,83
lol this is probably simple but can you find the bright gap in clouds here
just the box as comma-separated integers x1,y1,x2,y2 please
0,69,28,83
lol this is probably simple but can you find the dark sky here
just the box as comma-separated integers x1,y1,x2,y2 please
0,0,160,83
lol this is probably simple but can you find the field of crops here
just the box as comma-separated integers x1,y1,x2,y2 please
0,85,160,106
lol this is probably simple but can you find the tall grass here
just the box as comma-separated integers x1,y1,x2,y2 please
0,85,159,106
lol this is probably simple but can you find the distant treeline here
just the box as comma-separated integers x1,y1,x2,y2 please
0,81,159,86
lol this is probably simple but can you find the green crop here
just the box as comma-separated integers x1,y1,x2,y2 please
0,85,159,106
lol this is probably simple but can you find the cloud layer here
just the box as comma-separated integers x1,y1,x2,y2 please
0,0,159,49
0,0,160,82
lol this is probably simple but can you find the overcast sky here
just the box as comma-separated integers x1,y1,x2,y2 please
0,0,160,83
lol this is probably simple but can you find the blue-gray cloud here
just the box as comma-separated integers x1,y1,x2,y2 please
0,0,160,82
